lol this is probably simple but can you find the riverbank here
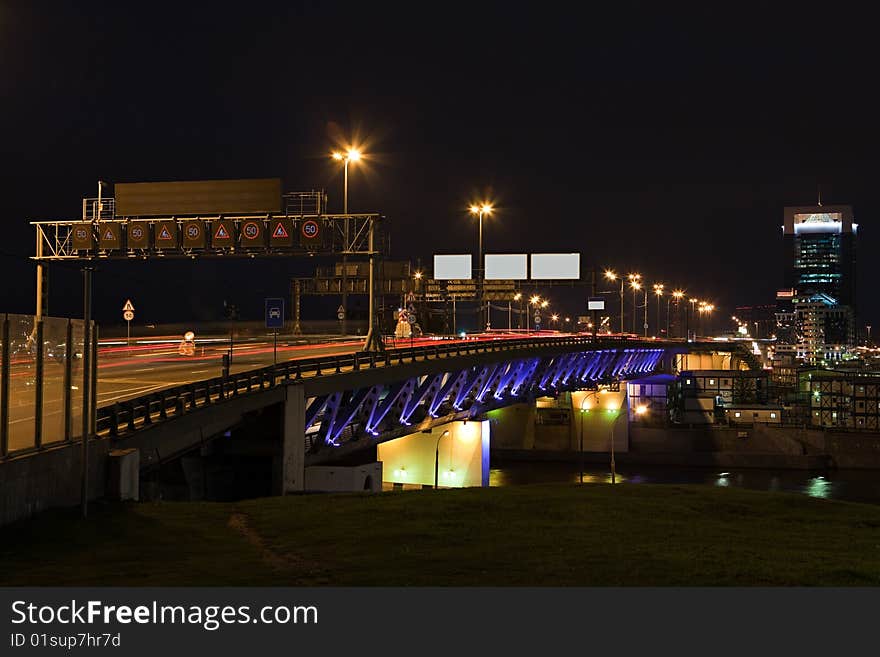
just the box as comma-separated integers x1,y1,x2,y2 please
1,483,879,586
493,448,833,470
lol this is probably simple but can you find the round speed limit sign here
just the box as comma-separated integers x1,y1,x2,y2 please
301,220,319,239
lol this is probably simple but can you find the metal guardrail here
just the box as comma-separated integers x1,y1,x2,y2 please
94,335,638,438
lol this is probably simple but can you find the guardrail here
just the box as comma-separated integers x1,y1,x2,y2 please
94,334,639,438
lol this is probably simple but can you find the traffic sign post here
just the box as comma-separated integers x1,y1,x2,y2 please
337,304,346,321
588,297,605,339
265,298,284,366
122,299,135,346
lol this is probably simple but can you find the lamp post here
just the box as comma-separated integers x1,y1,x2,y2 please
331,148,362,337
470,203,493,331
653,284,664,337
433,429,451,488
511,292,522,331
603,270,625,334
527,295,540,333
578,391,603,484
629,278,642,334
609,408,631,484
688,298,699,341
671,290,684,338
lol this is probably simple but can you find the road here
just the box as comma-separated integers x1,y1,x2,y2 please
5,331,543,452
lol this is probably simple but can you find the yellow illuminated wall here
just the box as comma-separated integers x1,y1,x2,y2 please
570,389,629,452
377,420,489,488
675,352,748,371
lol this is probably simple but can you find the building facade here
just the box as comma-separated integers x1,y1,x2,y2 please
783,205,857,310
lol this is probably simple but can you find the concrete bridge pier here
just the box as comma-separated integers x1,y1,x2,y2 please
280,384,306,494
485,403,536,450
377,420,490,489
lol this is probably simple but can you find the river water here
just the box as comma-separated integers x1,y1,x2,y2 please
489,460,880,505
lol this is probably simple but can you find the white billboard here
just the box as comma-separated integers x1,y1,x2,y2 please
433,254,472,280
485,254,528,280
530,253,580,280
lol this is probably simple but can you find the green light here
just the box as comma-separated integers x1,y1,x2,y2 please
606,408,615,414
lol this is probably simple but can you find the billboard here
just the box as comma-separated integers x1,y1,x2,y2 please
530,253,580,280
485,254,527,280
115,178,282,217
433,254,472,280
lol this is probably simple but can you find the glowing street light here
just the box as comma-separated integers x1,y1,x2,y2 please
331,148,362,214
630,278,643,334
470,202,494,330
604,269,626,334
669,289,685,337
331,146,364,337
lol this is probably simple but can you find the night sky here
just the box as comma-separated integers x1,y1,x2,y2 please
1,2,877,331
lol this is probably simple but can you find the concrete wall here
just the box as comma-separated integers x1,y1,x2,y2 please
304,463,383,492
0,438,110,527
377,420,489,488
485,404,535,450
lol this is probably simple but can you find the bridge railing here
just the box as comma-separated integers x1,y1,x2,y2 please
93,334,636,438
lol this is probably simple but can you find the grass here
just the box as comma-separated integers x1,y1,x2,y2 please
1,483,879,586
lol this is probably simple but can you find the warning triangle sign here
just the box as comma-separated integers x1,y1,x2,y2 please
103,228,115,240
158,226,172,240
215,224,230,239
122,299,135,312
272,222,289,239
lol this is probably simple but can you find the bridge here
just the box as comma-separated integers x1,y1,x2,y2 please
1,179,760,523
0,325,759,524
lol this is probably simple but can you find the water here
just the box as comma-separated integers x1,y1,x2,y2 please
489,460,880,505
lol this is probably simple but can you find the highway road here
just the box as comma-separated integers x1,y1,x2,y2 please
5,331,544,452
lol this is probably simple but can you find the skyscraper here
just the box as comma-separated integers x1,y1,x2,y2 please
783,205,857,311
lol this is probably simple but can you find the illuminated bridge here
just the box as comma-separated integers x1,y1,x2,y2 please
93,334,667,471
0,328,765,524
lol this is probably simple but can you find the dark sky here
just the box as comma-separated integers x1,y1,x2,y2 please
1,2,877,330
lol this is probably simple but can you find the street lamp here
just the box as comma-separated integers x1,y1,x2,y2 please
578,390,604,484
433,430,451,488
331,148,362,215
510,292,522,331
608,408,629,484
671,290,684,338
653,283,664,337
688,298,699,341
470,203,494,331
604,269,625,334
331,148,363,337
630,279,642,334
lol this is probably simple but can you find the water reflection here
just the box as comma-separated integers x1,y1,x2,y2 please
488,461,880,505
805,476,831,499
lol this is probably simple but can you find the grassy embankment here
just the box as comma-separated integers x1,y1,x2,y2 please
2,483,879,586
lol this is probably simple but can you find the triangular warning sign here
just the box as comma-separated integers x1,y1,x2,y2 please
215,224,230,239
158,226,172,240
272,222,289,238
103,228,115,240
122,299,135,312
